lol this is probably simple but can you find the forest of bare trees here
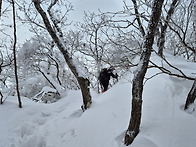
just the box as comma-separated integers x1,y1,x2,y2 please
0,0,195,145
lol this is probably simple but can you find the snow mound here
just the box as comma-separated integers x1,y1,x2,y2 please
32,86,60,103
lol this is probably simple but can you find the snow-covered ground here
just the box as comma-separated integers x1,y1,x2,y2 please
0,52,196,147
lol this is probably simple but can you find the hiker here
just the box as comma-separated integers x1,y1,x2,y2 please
99,67,118,93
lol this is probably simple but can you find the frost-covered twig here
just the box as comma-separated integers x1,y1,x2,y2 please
35,65,57,90
149,51,195,81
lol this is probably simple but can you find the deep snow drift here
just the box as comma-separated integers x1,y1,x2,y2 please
0,52,196,147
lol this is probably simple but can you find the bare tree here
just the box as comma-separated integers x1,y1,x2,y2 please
166,0,196,61
12,0,22,108
32,0,92,111
0,0,2,19
124,0,164,145
0,91,2,104
77,12,110,93
0,52,3,104
131,0,145,37
184,78,196,111
158,0,179,57
0,51,3,104
0,49,13,104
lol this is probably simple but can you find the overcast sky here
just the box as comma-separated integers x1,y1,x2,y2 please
69,0,124,22
18,0,124,43
1,0,125,44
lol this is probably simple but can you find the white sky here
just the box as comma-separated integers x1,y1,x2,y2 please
0,0,125,44
71,0,124,14
69,0,124,23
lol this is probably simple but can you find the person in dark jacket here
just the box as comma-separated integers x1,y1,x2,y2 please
99,67,118,93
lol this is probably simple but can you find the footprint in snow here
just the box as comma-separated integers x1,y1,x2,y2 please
69,109,83,118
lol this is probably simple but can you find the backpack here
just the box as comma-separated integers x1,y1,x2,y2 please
99,68,108,81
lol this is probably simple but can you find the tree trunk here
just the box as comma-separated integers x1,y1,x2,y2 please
12,0,22,108
0,0,2,19
184,78,196,111
78,77,92,110
158,0,178,57
0,91,3,104
33,0,92,111
124,0,164,146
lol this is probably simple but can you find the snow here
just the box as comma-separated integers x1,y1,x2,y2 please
0,52,196,147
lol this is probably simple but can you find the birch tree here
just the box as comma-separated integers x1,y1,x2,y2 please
124,0,164,145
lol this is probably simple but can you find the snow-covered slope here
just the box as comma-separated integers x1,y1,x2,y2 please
0,52,196,147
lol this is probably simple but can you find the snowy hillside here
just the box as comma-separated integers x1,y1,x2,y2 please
0,52,196,147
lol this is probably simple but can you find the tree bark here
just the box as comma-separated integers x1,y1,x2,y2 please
12,0,22,108
33,0,92,110
0,91,3,104
0,0,2,20
124,0,164,146
158,0,179,57
184,78,196,111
